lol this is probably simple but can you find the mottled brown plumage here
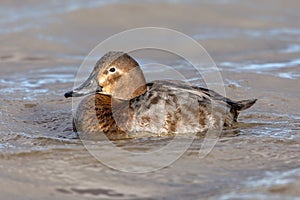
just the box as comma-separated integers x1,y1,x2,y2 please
65,51,257,139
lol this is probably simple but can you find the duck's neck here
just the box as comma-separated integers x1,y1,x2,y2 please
112,67,147,100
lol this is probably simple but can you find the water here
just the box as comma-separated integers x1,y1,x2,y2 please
0,0,300,199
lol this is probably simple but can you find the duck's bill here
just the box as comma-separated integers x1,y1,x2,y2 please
64,90,96,98
64,78,102,98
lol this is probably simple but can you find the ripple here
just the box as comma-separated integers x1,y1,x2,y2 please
194,27,300,41
0,66,75,100
280,44,300,54
0,0,117,34
246,168,300,188
220,59,300,71
239,112,300,139
220,193,294,200
219,59,300,79
220,168,300,200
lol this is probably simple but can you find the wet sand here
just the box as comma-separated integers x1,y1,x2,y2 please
0,0,300,199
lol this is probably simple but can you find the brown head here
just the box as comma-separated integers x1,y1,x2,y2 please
65,51,147,100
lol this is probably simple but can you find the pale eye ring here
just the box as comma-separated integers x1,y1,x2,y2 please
109,67,116,73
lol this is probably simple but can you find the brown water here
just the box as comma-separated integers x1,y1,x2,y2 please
1,0,300,199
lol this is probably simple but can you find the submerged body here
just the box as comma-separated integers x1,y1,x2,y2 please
65,52,256,139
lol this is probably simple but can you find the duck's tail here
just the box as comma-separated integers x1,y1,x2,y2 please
225,99,257,126
234,99,257,112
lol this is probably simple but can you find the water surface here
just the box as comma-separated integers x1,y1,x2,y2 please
0,0,300,199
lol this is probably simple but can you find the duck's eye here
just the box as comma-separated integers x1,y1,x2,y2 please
109,67,116,73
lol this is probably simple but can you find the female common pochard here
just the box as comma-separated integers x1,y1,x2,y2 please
65,52,256,139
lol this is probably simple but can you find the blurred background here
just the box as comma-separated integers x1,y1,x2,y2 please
0,0,299,199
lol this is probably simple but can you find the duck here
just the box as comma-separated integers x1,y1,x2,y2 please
64,51,257,140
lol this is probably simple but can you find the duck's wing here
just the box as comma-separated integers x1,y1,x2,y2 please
131,80,216,133
147,80,256,108
146,80,256,125
147,80,233,104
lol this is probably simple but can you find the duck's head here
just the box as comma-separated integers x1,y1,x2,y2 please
65,51,147,100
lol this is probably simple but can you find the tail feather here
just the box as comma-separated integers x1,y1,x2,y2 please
234,99,257,111
225,99,257,126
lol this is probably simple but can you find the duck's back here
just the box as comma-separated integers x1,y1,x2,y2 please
129,80,256,134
